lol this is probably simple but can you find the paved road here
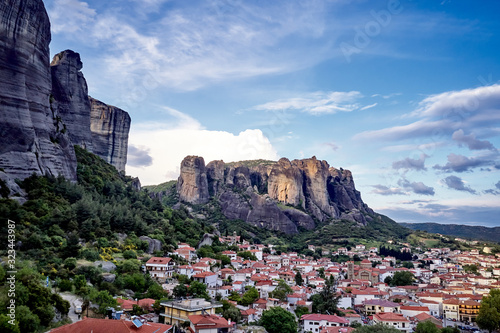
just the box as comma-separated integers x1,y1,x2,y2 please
59,292,82,323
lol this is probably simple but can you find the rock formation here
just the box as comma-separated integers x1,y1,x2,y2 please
0,0,132,194
0,0,77,189
139,235,162,254
90,97,131,172
50,50,93,151
177,156,209,204
176,155,373,234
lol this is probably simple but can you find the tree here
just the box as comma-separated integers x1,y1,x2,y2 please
311,275,341,315
295,305,309,319
0,314,20,333
295,271,303,286
188,281,210,300
415,321,439,333
173,284,188,298
220,301,241,323
237,251,257,261
260,307,297,333
269,280,293,302
354,323,400,333
145,283,169,300
402,261,414,269
94,290,117,314
240,287,259,306
477,289,500,333
15,305,40,333
389,271,415,286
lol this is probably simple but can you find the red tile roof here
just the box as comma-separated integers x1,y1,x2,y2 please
49,318,172,333
189,314,231,329
146,257,172,265
374,312,409,322
301,314,349,324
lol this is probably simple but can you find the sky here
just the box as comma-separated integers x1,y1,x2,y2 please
44,0,500,227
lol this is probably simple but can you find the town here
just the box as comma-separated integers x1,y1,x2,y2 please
51,232,500,333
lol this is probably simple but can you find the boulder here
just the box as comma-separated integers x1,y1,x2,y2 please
139,236,162,254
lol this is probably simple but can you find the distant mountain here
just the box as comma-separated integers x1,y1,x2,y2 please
400,222,500,243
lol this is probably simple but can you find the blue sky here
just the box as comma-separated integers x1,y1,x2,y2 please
44,0,500,227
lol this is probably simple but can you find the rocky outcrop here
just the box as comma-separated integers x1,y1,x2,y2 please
90,97,131,172
0,0,77,183
139,236,162,254
268,158,305,208
50,50,93,150
293,157,339,221
0,1,132,192
177,156,209,204
176,155,372,234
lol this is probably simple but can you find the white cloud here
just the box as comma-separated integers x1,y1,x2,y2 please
126,109,279,185
252,91,363,115
354,84,500,142
48,0,96,33
55,1,334,92
360,103,377,111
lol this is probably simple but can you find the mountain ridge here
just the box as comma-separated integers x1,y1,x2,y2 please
146,155,407,237
400,222,500,243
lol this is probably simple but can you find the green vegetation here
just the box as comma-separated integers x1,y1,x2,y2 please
385,271,415,286
0,147,217,331
225,159,276,168
310,276,342,315
401,222,500,244
353,323,401,333
477,289,500,333
259,307,297,333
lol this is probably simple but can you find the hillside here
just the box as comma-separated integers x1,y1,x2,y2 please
147,156,412,246
400,222,500,243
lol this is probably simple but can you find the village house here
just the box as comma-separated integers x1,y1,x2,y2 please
145,257,175,281
301,314,350,333
372,313,411,332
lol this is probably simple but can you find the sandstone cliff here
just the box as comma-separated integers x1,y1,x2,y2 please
0,0,77,193
50,50,93,151
177,156,209,204
175,155,372,234
0,0,131,195
90,97,131,172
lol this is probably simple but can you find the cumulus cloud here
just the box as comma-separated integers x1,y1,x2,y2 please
433,153,495,173
442,175,476,194
392,154,428,171
252,91,363,115
398,178,435,196
451,129,495,150
48,0,96,33
126,108,279,185
371,185,406,196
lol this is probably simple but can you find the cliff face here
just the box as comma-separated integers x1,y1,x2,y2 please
50,50,93,151
177,156,209,204
0,0,131,195
0,0,77,189
89,97,131,172
176,155,373,234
